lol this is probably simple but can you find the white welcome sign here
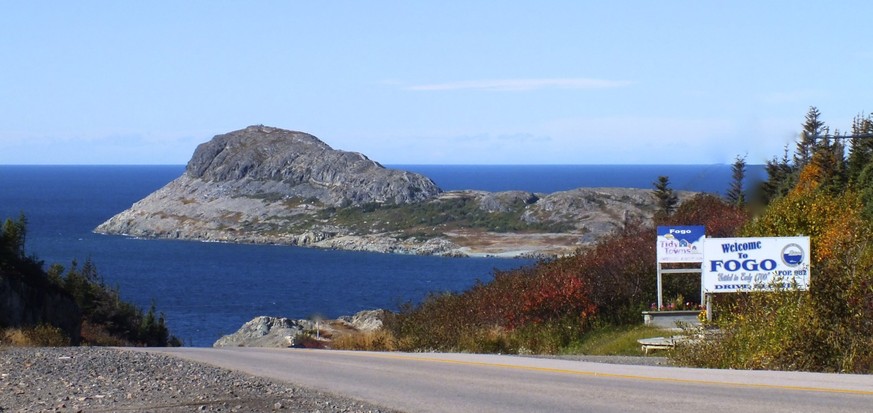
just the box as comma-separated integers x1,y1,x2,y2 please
702,236,810,293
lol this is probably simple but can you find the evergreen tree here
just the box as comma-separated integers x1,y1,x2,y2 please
758,147,795,205
652,176,678,220
0,213,44,277
809,127,847,193
1,214,27,261
858,163,873,220
726,155,747,207
847,113,873,187
795,106,826,169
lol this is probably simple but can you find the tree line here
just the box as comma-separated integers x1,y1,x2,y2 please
1,214,180,346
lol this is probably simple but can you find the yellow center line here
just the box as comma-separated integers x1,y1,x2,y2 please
324,350,873,396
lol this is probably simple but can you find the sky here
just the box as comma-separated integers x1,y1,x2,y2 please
2,1,872,165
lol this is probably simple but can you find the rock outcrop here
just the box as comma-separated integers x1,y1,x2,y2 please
96,125,691,257
212,316,311,348
185,125,440,206
213,310,386,348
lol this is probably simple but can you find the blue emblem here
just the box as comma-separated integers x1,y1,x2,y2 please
782,243,804,266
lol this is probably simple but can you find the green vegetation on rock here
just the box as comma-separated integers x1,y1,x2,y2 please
320,195,572,235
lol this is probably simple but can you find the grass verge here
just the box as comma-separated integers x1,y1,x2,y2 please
563,324,673,356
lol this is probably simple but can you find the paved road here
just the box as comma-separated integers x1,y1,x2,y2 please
140,348,873,412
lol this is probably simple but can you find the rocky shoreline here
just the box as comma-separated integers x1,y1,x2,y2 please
0,346,398,413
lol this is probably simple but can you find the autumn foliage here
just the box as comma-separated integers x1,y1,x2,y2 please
387,107,873,372
386,194,749,354
675,155,873,373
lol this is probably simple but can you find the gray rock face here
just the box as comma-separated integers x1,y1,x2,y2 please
478,191,539,212
214,310,387,348
185,125,441,206
337,309,386,331
213,316,312,348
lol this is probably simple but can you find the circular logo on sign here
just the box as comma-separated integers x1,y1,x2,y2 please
782,243,804,267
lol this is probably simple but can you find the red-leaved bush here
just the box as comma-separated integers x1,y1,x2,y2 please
386,193,749,353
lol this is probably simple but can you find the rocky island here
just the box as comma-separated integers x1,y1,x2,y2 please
96,125,677,257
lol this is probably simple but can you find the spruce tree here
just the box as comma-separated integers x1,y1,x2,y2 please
847,113,873,187
726,155,746,207
653,175,678,220
759,147,795,204
795,106,825,169
809,127,847,193
1,214,27,260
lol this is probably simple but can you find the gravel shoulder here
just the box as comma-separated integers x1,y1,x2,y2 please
1,346,669,412
0,346,399,413
532,354,671,366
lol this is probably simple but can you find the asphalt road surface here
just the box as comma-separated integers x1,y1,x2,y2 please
139,347,873,413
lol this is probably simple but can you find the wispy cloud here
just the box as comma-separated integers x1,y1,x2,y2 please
406,78,632,92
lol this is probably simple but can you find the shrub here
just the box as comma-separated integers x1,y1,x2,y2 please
665,193,749,237
80,320,132,346
671,287,812,370
674,182,873,373
1,325,70,347
330,329,398,351
379,192,754,355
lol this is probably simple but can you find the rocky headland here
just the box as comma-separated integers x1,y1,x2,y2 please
96,125,687,257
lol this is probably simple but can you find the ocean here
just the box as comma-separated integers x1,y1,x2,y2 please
0,164,762,346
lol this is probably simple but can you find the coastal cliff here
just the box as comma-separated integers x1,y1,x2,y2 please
96,126,684,257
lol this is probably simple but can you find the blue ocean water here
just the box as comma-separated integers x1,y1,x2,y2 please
0,164,758,346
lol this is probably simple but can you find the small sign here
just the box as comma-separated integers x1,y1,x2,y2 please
657,226,705,263
702,236,811,293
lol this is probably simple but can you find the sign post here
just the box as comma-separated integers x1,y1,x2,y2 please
656,226,705,310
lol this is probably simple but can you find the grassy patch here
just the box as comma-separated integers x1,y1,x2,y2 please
329,323,673,356
330,330,399,351
564,324,673,356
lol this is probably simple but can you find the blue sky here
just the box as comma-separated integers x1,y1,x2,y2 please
2,1,871,165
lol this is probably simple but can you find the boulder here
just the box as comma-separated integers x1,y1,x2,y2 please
213,316,312,348
337,309,386,332
214,310,388,348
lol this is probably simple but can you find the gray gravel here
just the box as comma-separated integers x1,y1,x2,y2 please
0,347,399,413
531,354,672,366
